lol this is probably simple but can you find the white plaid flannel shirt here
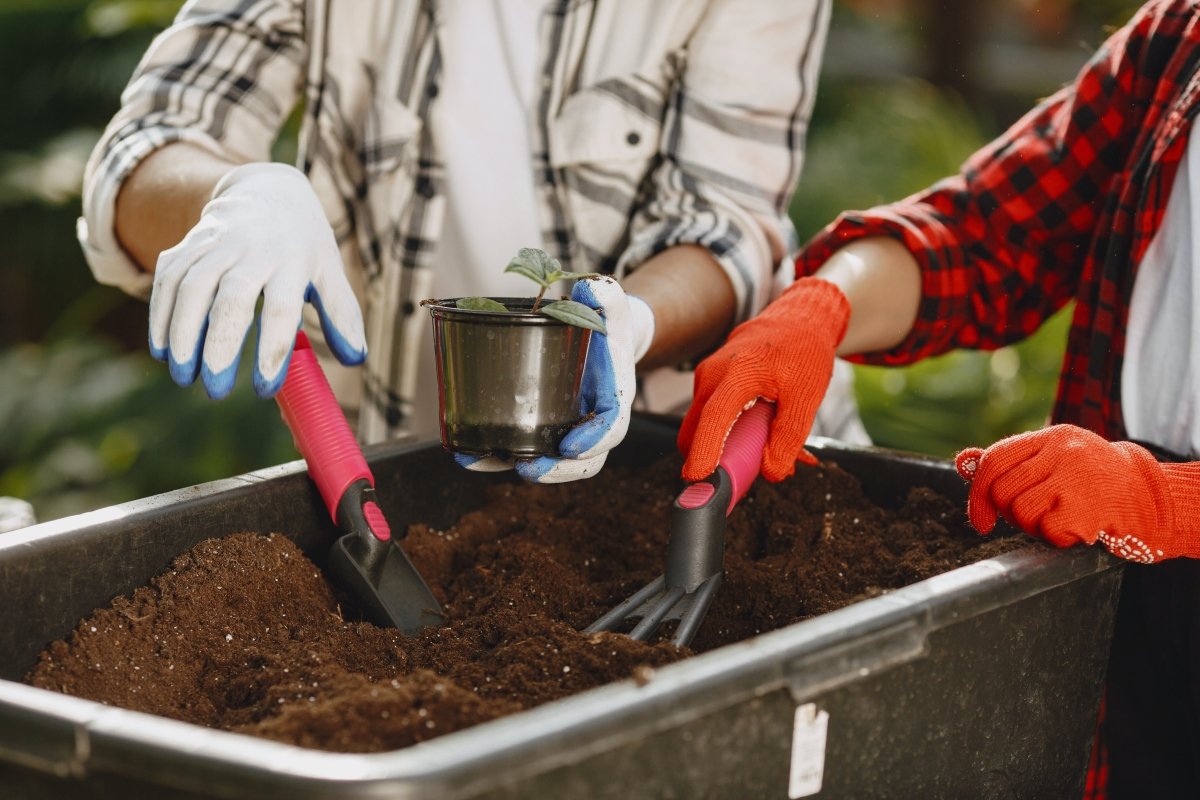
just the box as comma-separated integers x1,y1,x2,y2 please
79,0,830,442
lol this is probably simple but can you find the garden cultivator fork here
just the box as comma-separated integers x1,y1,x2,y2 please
587,401,774,647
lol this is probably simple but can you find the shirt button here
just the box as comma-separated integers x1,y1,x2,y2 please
427,83,439,99
626,131,641,146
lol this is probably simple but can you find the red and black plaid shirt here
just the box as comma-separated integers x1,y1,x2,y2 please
797,3,1200,797
797,0,1200,444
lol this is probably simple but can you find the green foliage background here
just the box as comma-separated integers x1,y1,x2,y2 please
0,0,1144,522
0,1,300,521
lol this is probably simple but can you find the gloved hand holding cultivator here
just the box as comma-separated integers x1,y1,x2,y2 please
590,277,854,647
587,400,774,647
679,276,851,483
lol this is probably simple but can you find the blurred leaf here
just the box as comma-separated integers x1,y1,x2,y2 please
793,78,986,241
271,101,304,166
852,307,1073,457
0,336,297,522
84,0,180,37
0,128,97,206
1066,0,1147,29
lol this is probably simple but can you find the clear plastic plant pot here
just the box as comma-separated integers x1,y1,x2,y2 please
423,298,592,458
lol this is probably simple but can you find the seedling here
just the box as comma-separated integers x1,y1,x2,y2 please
456,248,607,335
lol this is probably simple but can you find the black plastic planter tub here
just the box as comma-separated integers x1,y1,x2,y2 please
0,417,1122,799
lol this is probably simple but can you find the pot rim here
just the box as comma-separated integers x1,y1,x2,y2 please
422,297,575,325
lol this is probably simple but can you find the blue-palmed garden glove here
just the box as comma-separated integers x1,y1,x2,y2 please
148,163,367,399
455,276,655,483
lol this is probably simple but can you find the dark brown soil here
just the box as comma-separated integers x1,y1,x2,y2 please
26,455,1024,752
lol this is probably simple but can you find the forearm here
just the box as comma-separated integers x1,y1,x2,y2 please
114,142,241,272
812,236,922,356
621,244,737,371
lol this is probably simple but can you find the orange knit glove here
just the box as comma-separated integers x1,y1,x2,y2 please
955,425,1200,563
679,277,850,483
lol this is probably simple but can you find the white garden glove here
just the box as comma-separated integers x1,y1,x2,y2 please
455,276,655,483
148,162,366,399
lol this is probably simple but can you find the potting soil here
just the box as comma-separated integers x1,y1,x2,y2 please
27,455,1025,752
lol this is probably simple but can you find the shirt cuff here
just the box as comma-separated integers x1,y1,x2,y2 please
78,128,229,301
617,212,774,325
76,215,152,300
796,210,956,366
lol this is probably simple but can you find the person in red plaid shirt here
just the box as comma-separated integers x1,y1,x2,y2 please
679,1,1200,797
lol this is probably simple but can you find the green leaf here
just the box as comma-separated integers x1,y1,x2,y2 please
541,270,605,285
540,300,607,335
455,297,509,312
504,247,560,287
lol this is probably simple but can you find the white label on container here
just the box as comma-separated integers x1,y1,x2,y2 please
788,703,829,798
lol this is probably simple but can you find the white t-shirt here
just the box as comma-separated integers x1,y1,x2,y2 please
408,0,867,446
1122,127,1200,457
411,0,547,442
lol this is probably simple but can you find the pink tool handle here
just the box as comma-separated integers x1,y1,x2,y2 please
275,332,374,522
677,400,775,515
717,401,774,514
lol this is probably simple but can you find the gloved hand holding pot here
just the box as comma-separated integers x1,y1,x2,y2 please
422,248,655,484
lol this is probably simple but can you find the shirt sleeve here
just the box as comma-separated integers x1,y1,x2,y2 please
617,0,831,324
77,0,307,299
796,10,1155,366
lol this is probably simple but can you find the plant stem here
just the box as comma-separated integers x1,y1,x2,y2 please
531,284,548,313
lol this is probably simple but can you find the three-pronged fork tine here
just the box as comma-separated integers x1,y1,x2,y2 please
586,476,729,648
586,401,775,648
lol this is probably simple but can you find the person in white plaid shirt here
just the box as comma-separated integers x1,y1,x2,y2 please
79,0,862,482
